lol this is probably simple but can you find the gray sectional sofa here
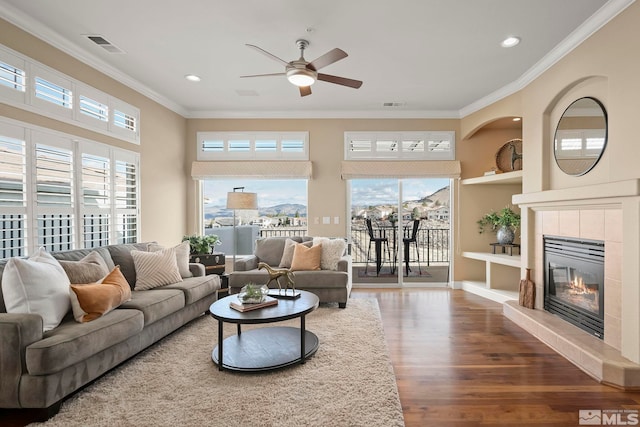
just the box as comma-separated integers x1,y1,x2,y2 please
229,236,352,308
0,242,220,418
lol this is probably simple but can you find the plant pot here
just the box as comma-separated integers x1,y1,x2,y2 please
496,226,515,245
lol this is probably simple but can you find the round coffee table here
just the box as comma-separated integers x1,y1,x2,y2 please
209,290,319,372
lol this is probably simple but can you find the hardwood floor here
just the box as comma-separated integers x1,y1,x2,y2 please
351,288,640,426
3,288,640,426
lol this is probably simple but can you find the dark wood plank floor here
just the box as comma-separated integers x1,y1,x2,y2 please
351,288,640,427
3,288,640,426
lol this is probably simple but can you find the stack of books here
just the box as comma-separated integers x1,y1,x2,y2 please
229,296,278,312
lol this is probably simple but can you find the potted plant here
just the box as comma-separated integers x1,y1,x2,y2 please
182,234,221,255
477,206,521,244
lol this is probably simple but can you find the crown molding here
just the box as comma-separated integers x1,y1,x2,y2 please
459,0,636,118
185,109,461,119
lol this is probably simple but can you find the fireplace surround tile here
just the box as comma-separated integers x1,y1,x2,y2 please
558,210,580,238
579,210,605,240
605,209,623,242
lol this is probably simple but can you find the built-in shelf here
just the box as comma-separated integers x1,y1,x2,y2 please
462,251,521,268
461,281,518,304
461,170,523,185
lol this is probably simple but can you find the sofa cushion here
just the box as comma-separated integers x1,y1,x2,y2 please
255,236,303,266
291,243,322,271
313,237,347,271
25,308,143,375
161,275,221,305
59,251,110,284
118,289,185,326
1,248,71,332
69,266,132,322
148,241,193,279
279,238,312,268
131,248,183,290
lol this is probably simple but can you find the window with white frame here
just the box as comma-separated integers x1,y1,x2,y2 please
0,44,140,144
197,132,309,160
0,118,140,258
344,131,455,160
554,129,606,159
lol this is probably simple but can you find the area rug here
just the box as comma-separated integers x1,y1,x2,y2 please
31,298,404,427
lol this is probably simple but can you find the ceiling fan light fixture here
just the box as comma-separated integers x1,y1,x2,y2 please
286,68,316,87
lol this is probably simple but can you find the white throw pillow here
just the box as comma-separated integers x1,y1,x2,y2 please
1,247,71,332
131,247,183,290
313,237,347,271
148,241,192,278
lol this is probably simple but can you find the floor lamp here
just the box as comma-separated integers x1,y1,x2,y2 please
226,187,258,272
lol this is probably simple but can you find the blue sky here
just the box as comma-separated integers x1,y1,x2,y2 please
203,178,450,207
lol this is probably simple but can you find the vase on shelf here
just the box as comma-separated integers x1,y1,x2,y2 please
496,226,515,245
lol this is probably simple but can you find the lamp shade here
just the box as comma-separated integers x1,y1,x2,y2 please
226,192,257,210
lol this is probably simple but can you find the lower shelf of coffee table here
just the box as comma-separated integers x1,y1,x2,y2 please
212,326,319,372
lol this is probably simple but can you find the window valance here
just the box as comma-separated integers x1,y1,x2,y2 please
340,160,460,179
191,161,313,179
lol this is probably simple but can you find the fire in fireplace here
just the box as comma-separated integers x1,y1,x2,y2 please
544,236,605,339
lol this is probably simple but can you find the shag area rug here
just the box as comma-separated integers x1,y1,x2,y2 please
32,298,404,427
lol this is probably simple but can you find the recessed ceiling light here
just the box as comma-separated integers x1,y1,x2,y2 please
185,74,201,82
501,36,521,48
512,117,521,122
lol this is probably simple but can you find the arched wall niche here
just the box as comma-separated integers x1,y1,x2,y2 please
544,75,609,190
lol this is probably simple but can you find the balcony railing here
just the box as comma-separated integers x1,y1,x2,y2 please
259,226,450,265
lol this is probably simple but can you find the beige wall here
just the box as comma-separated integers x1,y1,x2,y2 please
186,118,459,237
0,19,189,246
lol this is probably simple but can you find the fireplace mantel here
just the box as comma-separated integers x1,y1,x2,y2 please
513,179,640,208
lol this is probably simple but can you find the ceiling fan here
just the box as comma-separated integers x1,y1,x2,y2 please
240,39,363,97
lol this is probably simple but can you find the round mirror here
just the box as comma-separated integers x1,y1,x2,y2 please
554,97,608,176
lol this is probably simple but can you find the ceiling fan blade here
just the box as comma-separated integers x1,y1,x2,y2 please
317,73,363,89
299,86,312,97
240,73,286,78
306,48,348,71
245,44,289,66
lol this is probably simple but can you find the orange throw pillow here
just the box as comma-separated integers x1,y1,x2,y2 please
69,266,132,322
290,243,322,271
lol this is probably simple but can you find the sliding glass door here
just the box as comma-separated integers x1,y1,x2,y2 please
349,178,451,286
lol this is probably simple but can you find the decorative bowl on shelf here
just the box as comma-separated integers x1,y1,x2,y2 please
238,283,269,304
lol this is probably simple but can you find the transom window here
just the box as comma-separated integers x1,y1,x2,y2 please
197,132,308,160
0,44,140,144
344,131,455,160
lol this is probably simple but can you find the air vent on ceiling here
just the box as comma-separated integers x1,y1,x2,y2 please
383,102,405,107
85,35,125,54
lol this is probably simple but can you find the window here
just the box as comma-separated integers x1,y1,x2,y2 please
0,118,140,258
79,95,109,122
344,131,455,160
35,76,73,109
0,60,25,92
0,44,140,144
197,132,309,160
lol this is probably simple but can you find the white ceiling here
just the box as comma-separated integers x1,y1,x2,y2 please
0,0,630,119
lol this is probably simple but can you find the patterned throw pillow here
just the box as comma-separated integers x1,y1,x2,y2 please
131,247,182,290
312,237,347,270
290,243,322,271
1,247,71,332
69,266,132,322
147,241,192,278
